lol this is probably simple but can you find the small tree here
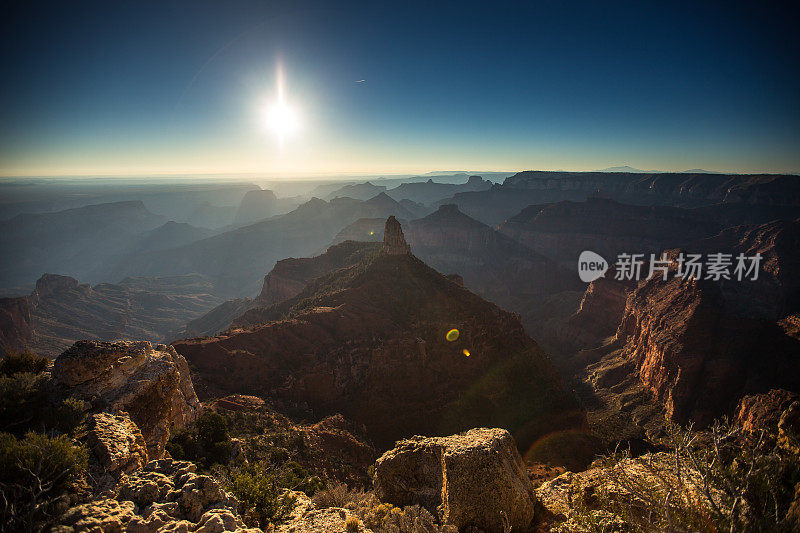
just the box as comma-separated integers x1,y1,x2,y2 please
0,431,88,531
227,461,295,528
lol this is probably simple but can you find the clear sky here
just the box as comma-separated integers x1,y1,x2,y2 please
1,0,798,177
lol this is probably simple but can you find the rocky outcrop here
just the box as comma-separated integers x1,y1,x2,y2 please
383,216,410,255
59,498,138,533
300,414,376,477
86,412,149,474
259,271,307,307
373,428,536,532
53,340,201,459
736,389,800,433
60,458,256,532
206,394,266,412
35,273,80,296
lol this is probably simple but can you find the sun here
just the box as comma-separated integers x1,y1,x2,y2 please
263,64,300,145
266,101,298,137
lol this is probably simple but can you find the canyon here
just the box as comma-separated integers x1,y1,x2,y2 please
173,218,582,450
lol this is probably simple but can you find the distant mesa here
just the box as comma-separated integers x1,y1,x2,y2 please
1,273,220,354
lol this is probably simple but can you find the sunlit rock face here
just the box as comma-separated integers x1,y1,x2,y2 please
383,215,410,255
610,220,800,427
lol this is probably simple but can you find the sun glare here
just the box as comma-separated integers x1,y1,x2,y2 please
267,102,298,136
264,64,300,146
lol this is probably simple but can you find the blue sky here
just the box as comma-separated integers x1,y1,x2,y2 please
1,0,798,176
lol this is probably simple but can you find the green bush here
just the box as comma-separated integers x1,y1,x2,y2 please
50,398,87,434
0,431,88,529
312,482,365,509
166,411,231,467
278,461,325,496
228,462,295,528
0,373,49,434
0,351,48,377
197,411,228,443
0,373,86,435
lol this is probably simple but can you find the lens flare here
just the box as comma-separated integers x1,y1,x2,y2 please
446,329,459,342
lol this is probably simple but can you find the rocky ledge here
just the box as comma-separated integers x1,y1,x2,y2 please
59,458,256,532
53,340,202,459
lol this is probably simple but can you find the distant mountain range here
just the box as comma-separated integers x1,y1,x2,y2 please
597,165,721,174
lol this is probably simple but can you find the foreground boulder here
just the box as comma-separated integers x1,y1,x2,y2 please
373,428,536,532
53,340,201,459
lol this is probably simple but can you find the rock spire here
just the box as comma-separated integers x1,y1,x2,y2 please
383,216,410,255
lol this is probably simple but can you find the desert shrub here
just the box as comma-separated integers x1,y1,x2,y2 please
166,410,232,467
312,482,367,508
567,420,800,532
0,431,88,530
356,495,401,531
0,373,86,435
346,515,361,532
354,494,457,533
0,351,48,377
0,373,49,434
379,504,457,533
49,398,87,434
197,410,228,443
277,460,325,495
226,461,295,528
